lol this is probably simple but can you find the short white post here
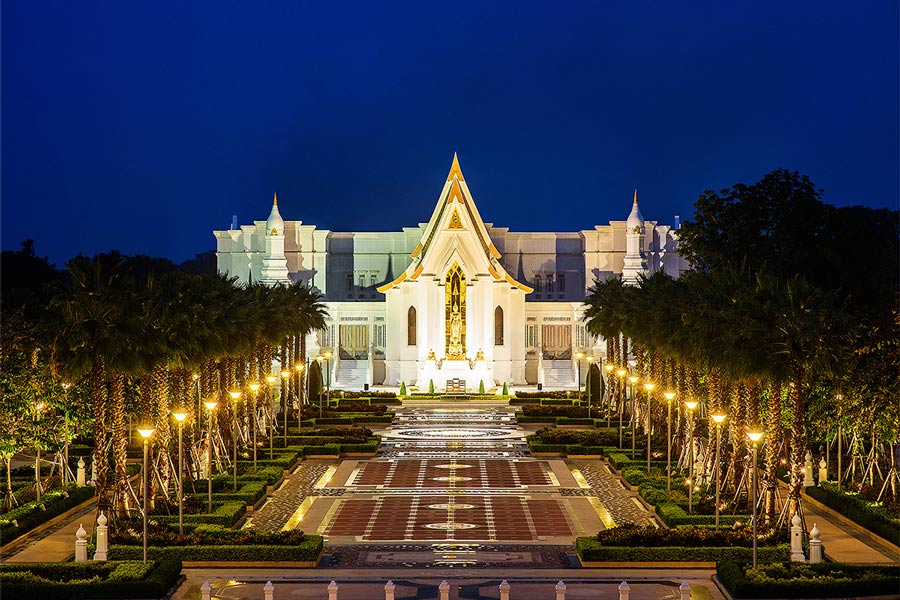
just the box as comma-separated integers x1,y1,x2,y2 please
93,511,108,561
556,580,567,600
803,451,815,487
328,580,339,600
76,457,86,486
439,580,450,600
499,579,510,600
74,523,88,562
679,580,691,600
384,580,395,600
809,523,823,564
818,458,828,484
200,582,211,600
618,580,630,600
263,581,274,600
790,512,805,561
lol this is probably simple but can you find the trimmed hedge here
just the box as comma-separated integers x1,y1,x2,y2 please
340,442,380,453
350,415,393,424
0,559,182,600
806,483,900,545
0,484,95,542
528,443,567,454
515,415,557,423
109,536,324,562
656,501,748,527
299,444,341,456
152,500,246,527
717,561,900,598
311,417,353,425
576,538,789,562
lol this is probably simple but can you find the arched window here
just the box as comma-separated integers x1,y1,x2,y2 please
407,306,417,346
494,306,504,346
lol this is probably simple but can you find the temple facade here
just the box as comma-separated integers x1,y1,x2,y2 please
214,155,687,391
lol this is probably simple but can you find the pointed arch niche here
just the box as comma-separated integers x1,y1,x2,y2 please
407,306,417,346
494,306,504,346
445,264,466,359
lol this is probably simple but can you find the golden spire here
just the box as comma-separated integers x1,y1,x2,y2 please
633,188,638,204
273,192,278,206
447,152,465,182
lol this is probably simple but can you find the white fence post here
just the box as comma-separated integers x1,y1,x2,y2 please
93,511,108,561
328,580,339,600
556,580,567,600
618,580,630,600
499,580,510,600
384,580,395,600
803,451,815,487
74,524,88,563
439,580,450,600
200,582,211,600
790,512,805,561
818,458,827,484
809,524,824,564
679,580,691,600
76,457,86,486
263,581,274,600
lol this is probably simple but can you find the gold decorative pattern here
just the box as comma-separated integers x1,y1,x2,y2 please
448,209,463,229
445,264,466,359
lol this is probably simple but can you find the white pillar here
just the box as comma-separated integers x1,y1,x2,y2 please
499,580,510,600
818,458,828,484
76,457,86,486
556,580,567,600
328,580,339,600
679,580,691,600
790,512,805,561
439,580,450,600
618,581,630,600
74,523,88,563
263,581,274,600
384,580,395,600
803,451,815,487
201,582,211,600
93,511,108,561
809,524,823,564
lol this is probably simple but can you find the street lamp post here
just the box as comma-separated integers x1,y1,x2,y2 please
171,411,188,534
192,373,200,428
136,426,155,564
747,429,765,568
324,351,333,417
615,369,627,448
575,351,584,401
280,369,290,447
203,400,218,513
604,364,615,427
265,375,276,459
627,375,640,459
61,383,73,485
643,382,656,472
227,389,242,491
248,383,260,471
663,391,676,497
684,400,698,514
711,413,727,530
295,363,305,428
586,356,594,420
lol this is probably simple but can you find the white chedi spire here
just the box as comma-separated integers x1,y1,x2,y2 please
622,188,647,286
626,188,644,231
266,193,285,236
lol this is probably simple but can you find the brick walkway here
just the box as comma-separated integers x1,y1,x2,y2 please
245,461,332,531
569,459,653,526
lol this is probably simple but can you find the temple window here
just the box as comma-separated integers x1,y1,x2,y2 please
494,306,504,346
407,306,417,346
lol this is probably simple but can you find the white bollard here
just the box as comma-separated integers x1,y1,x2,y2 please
809,524,823,564
384,580,395,600
679,580,691,600
803,451,815,487
790,512,805,561
76,457,86,486
328,580,339,600
499,579,510,600
439,580,450,600
200,582,212,600
618,580,630,600
74,523,88,563
94,511,108,561
263,581,274,600
556,580,567,600
818,458,828,484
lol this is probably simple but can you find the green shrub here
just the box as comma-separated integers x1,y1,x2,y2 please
151,500,245,527
313,417,353,425
340,442,379,453
0,559,182,600
528,443,568,454
621,467,646,486
238,466,284,485
515,415,557,423
300,444,341,456
654,501,750,527
502,382,508,395
399,381,407,395
109,536,323,562
0,484,95,542
556,417,595,426
566,445,605,455
350,415,393,424
717,561,900,598
576,538,788,562
806,483,900,545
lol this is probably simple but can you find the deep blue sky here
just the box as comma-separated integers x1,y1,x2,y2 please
3,1,898,265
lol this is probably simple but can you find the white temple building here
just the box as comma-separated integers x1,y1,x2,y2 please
214,155,687,391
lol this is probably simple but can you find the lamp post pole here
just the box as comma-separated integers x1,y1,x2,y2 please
228,389,242,491
281,370,290,447
265,375,276,459
748,430,764,568
643,382,655,472
615,369,627,448
663,392,676,497
711,413,727,530
204,401,218,513
575,352,584,401
627,375,639,459
685,400,698,514
192,373,200,431
586,356,594,420
172,412,188,534
325,351,333,416
136,426,155,564
604,364,614,427
295,363,305,429
248,383,260,471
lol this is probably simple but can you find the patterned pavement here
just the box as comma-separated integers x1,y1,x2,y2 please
245,461,331,531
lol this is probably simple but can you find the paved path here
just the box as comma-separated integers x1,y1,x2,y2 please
1,503,96,563
245,460,332,531
802,496,900,564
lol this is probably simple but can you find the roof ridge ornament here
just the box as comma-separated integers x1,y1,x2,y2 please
273,192,278,206
447,152,465,182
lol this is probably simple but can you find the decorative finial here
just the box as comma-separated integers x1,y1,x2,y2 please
633,188,638,204
273,192,278,206
448,152,464,182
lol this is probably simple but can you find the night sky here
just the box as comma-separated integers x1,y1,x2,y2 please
3,2,897,266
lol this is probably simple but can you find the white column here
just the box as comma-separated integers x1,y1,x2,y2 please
76,457,86,486
809,524,823,563
679,581,691,600
201,582,212,600
263,581,274,600
618,581,630,600
74,524,88,563
556,580,567,600
438,580,450,600
790,512,805,561
328,580,339,600
818,458,828,484
384,580,395,600
499,580,510,600
93,511,108,561
804,451,815,487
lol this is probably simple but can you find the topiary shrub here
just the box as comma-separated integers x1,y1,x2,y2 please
479,380,485,394
502,382,508,395
399,381,407,396
428,379,434,394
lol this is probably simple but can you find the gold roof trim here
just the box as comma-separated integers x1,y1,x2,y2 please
505,273,534,293
446,152,465,182
376,272,408,293
410,264,424,280
410,242,423,258
488,243,501,259
488,264,501,280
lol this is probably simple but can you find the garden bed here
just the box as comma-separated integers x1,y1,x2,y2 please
1,484,95,543
716,561,900,598
0,559,182,600
109,528,323,562
805,482,900,545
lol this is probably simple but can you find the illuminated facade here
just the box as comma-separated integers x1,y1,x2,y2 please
214,156,687,390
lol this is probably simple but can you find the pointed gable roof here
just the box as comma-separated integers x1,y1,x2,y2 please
378,154,532,293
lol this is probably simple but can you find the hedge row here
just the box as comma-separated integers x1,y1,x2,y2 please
0,559,182,600
109,536,324,562
528,443,606,455
576,538,789,562
655,502,748,527
805,484,900,545
152,500,246,527
716,561,900,598
0,484,95,542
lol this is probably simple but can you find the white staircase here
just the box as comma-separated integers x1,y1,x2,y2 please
541,360,575,389
333,360,369,390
